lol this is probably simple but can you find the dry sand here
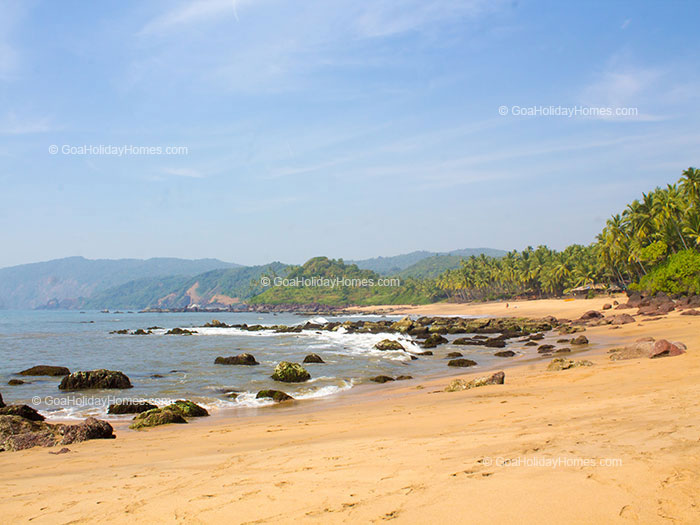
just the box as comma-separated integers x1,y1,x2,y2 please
2,297,699,524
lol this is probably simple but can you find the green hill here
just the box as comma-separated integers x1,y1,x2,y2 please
351,248,505,275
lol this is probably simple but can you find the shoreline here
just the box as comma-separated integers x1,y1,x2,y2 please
2,296,699,523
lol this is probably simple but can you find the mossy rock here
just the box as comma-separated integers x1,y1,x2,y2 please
165,400,209,418
447,358,477,368
59,370,132,390
129,408,187,430
422,334,448,348
256,390,294,402
374,339,405,351
271,362,310,383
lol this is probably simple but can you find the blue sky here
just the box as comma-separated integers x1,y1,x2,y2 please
1,0,698,268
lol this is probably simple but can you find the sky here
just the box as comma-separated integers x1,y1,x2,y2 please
0,0,699,268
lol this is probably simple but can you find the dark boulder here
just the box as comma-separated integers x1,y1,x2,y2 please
214,354,259,366
484,338,507,348
256,390,294,402
494,350,516,357
570,335,589,345
649,339,685,359
18,365,70,377
422,334,448,348
130,409,187,430
447,358,477,368
165,400,209,418
446,352,463,358
7,379,25,386
370,375,395,383
59,370,133,390
0,404,44,421
537,344,555,353
165,327,196,335
0,415,113,451
0,393,4,408
302,353,325,364
107,401,157,415
57,417,114,444
395,375,413,381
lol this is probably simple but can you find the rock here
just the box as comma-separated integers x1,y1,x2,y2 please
570,335,589,345
524,341,538,347
204,319,230,328
537,344,555,353
447,358,477,368
484,338,506,348
130,409,187,430
453,337,481,346
547,358,593,371
370,375,395,383
49,447,71,455
57,417,114,444
7,379,25,386
422,334,448,348
445,371,505,392
580,310,604,320
18,365,70,377
59,370,133,390
0,393,4,408
107,401,157,415
609,314,635,325
165,327,196,335
214,354,259,366
555,348,571,354
649,339,685,359
414,351,433,356
165,400,209,417
390,316,414,333
602,304,612,310
151,374,164,378
494,350,515,357
558,325,585,334
0,404,45,421
132,328,151,335
374,339,405,351
395,375,413,381
256,390,294,402
271,362,311,383
557,338,570,343
609,342,654,361
446,352,463,358
680,309,700,316
302,353,325,364
0,415,113,451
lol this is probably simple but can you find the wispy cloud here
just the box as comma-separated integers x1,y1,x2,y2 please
139,0,246,35
0,113,52,135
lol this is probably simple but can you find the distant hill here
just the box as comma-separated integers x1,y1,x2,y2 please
0,256,240,309
351,248,506,275
397,255,465,279
84,263,288,310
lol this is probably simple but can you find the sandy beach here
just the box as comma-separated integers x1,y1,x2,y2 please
2,296,699,524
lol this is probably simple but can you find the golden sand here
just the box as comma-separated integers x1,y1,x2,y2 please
1,296,699,524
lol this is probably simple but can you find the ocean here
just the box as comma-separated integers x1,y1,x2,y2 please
0,310,536,421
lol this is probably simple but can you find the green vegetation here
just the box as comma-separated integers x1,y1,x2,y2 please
397,255,466,279
631,250,700,295
350,248,506,275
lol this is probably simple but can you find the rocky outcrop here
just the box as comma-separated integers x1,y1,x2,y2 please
547,358,593,371
165,327,196,335
256,390,294,402
271,362,310,383
107,401,157,415
374,339,405,351
59,370,133,390
18,365,70,377
0,416,114,452
214,354,259,366
302,354,325,364
447,358,477,367
0,404,44,421
422,334,448,348
445,371,505,392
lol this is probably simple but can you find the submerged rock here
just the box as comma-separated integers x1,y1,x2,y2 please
59,370,133,390
302,353,325,364
256,390,294,402
165,327,196,336
447,358,477,368
18,365,70,377
271,362,310,383
7,379,25,386
107,401,157,415
446,351,463,358
370,375,395,384
374,339,405,351
214,354,259,366
445,371,505,392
